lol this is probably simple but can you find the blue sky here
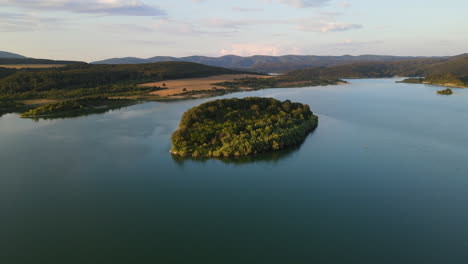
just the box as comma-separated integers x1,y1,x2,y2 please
1,0,467,61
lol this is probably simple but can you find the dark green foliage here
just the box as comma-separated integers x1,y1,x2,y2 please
0,58,83,65
286,62,421,79
179,88,228,97
401,73,467,88
0,62,248,99
425,73,466,87
214,77,280,89
213,76,343,90
0,67,17,79
399,78,424,84
424,56,468,76
436,88,453,95
287,55,468,80
171,97,318,157
0,100,26,116
21,97,134,118
1,85,158,100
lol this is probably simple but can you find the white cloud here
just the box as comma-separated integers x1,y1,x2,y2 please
341,1,350,8
273,0,331,8
297,21,362,32
0,12,68,32
232,7,263,12
0,0,166,16
204,18,280,29
205,17,362,33
152,18,203,34
320,39,384,54
220,43,305,56
195,0,331,8
333,39,383,47
100,18,235,37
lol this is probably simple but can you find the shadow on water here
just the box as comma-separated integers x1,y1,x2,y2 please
171,144,303,166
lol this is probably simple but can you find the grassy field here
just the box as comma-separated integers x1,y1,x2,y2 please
21,99,63,105
139,74,272,96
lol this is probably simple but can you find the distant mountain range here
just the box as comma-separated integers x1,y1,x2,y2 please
92,55,441,72
0,51,27,59
3,51,465,78
0,51,83,65
285,54,468,79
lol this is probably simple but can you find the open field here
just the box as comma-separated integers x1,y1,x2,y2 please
21,99,63,105
0,64,66,69
140,74,272,97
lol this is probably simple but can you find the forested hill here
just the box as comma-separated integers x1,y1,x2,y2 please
0,51,83,65
92,54,432,72
0,61,251,99
285,54,468,79
0,58,83,65
0,51,26,59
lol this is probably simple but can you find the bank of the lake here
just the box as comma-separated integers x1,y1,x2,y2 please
20,97,136,119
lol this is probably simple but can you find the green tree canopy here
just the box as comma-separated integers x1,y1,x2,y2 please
171,97,318,157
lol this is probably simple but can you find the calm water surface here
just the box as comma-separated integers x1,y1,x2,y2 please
1,79,468,263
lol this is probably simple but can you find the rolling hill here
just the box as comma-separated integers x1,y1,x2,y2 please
0,58,84,66
0,51,26,59
0,51,83,66
285,54,468,79
0,61,251,99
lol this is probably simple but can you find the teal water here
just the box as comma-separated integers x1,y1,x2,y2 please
1,79,468,263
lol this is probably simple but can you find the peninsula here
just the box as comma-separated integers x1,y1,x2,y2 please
399,73,468,88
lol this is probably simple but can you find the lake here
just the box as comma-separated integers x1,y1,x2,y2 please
1,79,468,263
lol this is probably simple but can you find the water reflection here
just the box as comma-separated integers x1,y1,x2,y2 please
171,144,302,166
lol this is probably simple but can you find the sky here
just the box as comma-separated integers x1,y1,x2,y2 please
1,0,467,62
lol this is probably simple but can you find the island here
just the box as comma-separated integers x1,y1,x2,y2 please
170,97,318,157
436,88,453,95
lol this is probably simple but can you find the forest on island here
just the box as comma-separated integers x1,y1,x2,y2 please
171,97,318,157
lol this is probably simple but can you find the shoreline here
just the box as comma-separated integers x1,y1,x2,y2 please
398,78,467,89
422,82,467,89
2,76,347,119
